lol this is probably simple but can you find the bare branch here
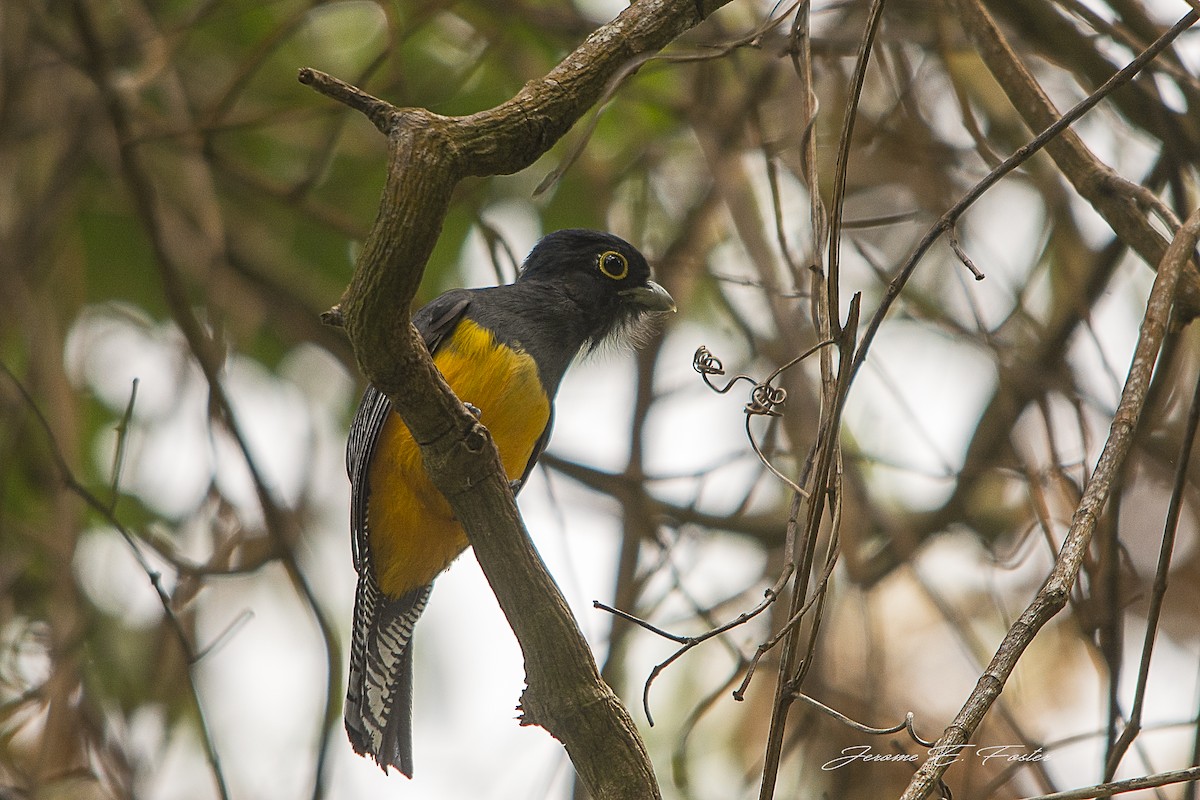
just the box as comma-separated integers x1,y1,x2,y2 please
899,208,1200,800
1020,764,1200,800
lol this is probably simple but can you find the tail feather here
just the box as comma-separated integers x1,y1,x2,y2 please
345,570,431,777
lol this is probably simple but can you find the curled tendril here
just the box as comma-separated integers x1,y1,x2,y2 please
693,346,786,417
794,694,937,748
692,345,726,379
748,383,786,417
692,342,836,498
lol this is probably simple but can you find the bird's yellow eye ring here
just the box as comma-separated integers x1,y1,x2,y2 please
598,250,629,280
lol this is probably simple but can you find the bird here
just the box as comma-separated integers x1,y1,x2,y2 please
343,229,675,776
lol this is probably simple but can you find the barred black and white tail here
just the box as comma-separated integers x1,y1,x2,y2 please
344,569,432,777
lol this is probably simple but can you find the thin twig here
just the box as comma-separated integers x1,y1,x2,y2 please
594,562,794,725
825,0,888,336
107,377,138,513
1019,764,1200,800
947,225,986,281
732,522,838,701
296,68,397,133
1103,342,1200,778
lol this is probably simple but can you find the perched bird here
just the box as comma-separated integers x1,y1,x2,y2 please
344,229,675,776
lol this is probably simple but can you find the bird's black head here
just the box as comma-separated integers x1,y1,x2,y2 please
516,229,675,351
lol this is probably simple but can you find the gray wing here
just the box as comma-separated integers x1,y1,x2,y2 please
345,291,473,572
343,290,471,775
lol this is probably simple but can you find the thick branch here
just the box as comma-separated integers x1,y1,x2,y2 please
304,1,735,796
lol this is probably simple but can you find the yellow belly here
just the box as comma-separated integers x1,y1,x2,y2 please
366,319,551,597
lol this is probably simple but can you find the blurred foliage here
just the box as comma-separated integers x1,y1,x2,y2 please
3,0,1200,799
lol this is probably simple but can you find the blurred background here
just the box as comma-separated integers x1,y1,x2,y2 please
3,0,1200,798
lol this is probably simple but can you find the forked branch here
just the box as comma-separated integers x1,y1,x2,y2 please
302,2,735,797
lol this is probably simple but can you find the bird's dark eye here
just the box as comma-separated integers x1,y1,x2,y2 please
598,250,629,280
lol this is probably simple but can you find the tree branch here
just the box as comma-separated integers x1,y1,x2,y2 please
898,207,1200,800
303,1,735,796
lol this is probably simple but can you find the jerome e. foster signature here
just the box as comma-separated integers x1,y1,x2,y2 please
822,744,1048,771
